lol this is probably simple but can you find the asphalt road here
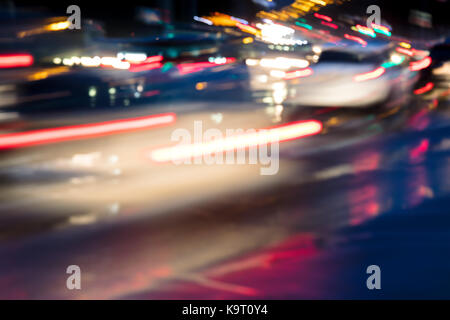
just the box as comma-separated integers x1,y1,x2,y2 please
0,69,449,299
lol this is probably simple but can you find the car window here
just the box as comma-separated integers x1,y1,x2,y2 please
319,51,361,63
319,50,386,64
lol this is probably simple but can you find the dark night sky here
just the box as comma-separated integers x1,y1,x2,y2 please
2,0,260,21
2,0,449,26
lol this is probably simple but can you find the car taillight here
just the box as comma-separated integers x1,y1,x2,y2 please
353,67,385,82
409,57,432,71
284,68,313,80
0,54,34,68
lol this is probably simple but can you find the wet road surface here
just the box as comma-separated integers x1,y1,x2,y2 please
0,78,449,299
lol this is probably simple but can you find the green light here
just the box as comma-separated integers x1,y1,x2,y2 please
381,61,396,68
357,29,376,38
295,22,312,30
374,28,391,37
161,62,174,72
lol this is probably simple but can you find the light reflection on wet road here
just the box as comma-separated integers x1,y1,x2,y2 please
0,83,449,299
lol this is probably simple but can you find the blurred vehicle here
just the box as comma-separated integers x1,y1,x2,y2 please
0,7,109,110
284,45,417,108
428,37,450,82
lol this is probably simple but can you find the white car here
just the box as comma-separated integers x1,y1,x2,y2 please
284,48,415,108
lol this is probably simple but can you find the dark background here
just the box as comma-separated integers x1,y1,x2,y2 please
0,0,260,22
1,0,447,23
0,0,449,35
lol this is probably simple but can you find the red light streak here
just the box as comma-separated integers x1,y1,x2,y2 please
344,34,367,47
396,47,414,56
177,58,236,74
414,82,434,95
321,21,338,29
409,56,432,71
140,55,163,64
0,54,33,68
314,13,332,22
410,139,429,161
143,89,160,97
284,68,313,80
129,55,164,72
411,48,428,56
149,120,322,163
129,62,163,73
353,67,385,82
178,62,214,74
0,113,176,150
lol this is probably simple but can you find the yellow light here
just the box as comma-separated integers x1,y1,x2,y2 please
46,21,70,31
242,37,254,44
28,71,48,81
399,42,411,49
195,82,207,90
27,67,69,81
18,20,70,38
236,23,261,36
310,0,326,5
326,117,339,126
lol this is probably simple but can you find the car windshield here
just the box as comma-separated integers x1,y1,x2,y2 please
319,50,386,63
319,51,361,63
319,50,386,64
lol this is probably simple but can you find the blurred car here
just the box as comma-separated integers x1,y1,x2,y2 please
283,45,416,108
428,37,450,82
0,8,109,110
